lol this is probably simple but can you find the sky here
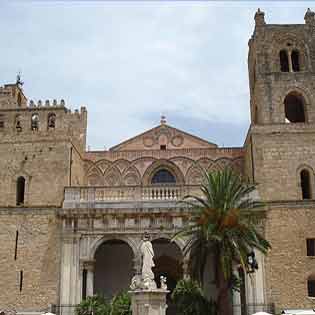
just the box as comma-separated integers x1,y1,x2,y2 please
0,1,314,150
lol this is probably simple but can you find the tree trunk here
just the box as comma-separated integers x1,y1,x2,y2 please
217,261,233,315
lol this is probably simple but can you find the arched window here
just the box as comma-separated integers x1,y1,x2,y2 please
151,169,176,184
291,50,300,72
284,93,306,123
308,275,315,297
31,113,39,131
300,169,312,199
16,176,25,205
280,50,289,72
47,113,56,129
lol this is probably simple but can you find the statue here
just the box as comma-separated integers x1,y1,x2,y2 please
140,232,156,290
130,232,157,290
160,276,167,290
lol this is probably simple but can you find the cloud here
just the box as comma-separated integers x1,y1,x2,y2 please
0,1,312,149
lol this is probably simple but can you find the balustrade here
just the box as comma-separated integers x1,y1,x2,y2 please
64,184,199,203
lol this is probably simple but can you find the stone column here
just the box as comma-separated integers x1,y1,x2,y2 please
85,260,95,297
288,50,293,72
129,290,169,315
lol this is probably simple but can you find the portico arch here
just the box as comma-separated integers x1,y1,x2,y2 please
89,234,138,260
93,239,134,299
151,238,184,315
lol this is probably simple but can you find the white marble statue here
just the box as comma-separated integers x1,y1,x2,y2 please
140,232,156,289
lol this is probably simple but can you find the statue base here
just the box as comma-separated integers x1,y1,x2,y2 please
129,289,169,315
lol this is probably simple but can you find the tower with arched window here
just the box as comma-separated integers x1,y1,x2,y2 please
245,8,315,313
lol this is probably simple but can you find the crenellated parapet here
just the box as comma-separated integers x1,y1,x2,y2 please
0,83,87,151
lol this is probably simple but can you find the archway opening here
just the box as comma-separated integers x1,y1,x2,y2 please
308,275,315,297
94,239,134,299
291,50,300,72
284,93,306,123
301,169,312,200
152,238,183,315
280,50,289,72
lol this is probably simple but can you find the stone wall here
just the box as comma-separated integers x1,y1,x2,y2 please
250,126,315,201
264,204,315,311
0,208,60,311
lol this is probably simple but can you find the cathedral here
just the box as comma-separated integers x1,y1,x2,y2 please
1,8,315,315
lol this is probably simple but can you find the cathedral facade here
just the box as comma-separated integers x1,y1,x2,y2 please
1,8,315,315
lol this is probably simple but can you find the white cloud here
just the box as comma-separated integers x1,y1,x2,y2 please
0,1,313,149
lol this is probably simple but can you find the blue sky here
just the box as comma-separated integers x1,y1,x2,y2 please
0,1,313,149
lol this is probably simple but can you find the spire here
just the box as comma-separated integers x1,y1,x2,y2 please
16,71,24,88
255,8,266,26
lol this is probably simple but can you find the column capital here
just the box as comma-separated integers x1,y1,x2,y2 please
80,259,95,271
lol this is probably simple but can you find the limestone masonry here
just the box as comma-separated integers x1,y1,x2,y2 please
1,8,315,315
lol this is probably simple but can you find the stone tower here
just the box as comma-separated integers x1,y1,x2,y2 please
245,8,315,311
0,82,87,206
0,80,87,310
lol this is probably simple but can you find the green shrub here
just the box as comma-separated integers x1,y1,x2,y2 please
76,295,111,315
111,291,132,315
76,292,131,315
171,279,217,315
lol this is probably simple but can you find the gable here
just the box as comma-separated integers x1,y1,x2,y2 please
110,124,217,151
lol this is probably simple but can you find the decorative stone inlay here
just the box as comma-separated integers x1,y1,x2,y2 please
171,135,184,147
143,136,155,147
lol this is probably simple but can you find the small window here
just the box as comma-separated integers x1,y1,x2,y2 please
280,50,289,72
291,50,300,72
47,113,56,129
151,169,176,184
19,270,23,292
31,113,39,131
301,169,311,199
15,115,22,132
0,115,4,129
284,93,306,123
308,278,315,297
16,176,25,206
160,145,166,150
307,239,315,256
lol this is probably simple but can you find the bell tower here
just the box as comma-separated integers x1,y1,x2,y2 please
248,8,315,125
244,9,315,312
245,8,315,201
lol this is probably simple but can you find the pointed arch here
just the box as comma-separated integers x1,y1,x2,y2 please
113,159,130,173
87,166,104,186
185,164,205,185
122,166,141,186
94,159,111,174
104,166,122,186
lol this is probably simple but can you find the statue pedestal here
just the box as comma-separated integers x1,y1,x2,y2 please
129,289,169,315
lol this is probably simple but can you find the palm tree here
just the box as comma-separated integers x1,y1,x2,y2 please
174,167,271,315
